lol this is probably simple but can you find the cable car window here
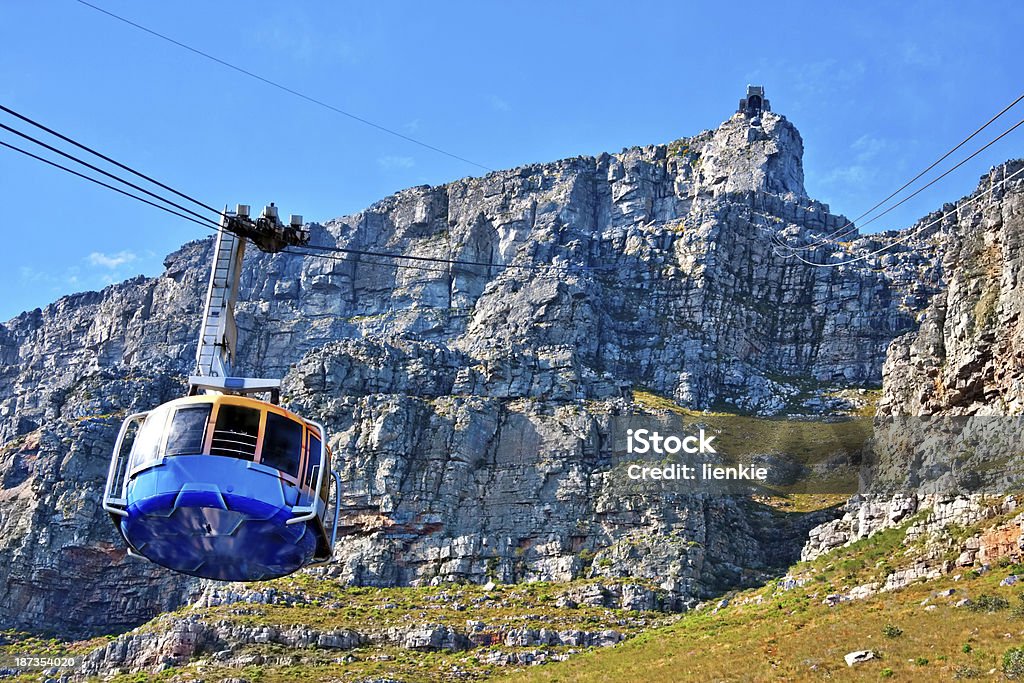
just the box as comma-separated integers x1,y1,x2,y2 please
261,412,303,477
319,450,331,502
210,404,260,460
165,404,212,456
130,407,167,469
305,433,322,489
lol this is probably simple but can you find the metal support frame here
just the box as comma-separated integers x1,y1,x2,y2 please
306,471,342,567
189,203,309,401
288,419,339,563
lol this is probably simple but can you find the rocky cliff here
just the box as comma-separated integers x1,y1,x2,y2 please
0,106,950,638
803,160,1024,563
880,161,1024,416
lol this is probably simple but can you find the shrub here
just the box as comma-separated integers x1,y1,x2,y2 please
1013,593,1024,619
962,643,973,653
953,664,980,679
1004,647,1024,679
968,593,1010,612
882,623,903,638
880,667,894,678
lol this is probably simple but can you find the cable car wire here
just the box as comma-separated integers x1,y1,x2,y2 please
0,120,225,230
0,139,227,232
776,113,1024,259
0,126,591,276
778,163,1024,269
283,248,456,275
0,121,589,276
0,103,223,217
75,0,495,174
298,243,621,273
774,91,1024,253
773,114,1024,262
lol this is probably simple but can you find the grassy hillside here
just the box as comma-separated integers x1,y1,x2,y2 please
505,515,1024,682
4,499,1022,682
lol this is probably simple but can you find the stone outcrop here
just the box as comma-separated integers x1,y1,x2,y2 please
802,492,1018,562
802,160,1024,567
78,614,626,676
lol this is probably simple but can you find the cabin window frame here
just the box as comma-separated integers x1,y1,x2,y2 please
209,402,262,461
164,403,213,457
303,431,320,494
128,405,170,474
257,410,305,484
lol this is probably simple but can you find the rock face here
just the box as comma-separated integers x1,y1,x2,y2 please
803,160,1024,564
879,161,1024,416
0,104,956,637
78,613,629,676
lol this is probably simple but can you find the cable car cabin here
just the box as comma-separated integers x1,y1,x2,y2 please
102,394,340,582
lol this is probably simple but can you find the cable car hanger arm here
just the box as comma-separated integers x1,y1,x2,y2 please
188,203,308,402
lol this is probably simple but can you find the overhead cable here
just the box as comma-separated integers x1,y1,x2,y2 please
75,0,495,173
774,91,1024,252
779,164,1024,269
0,103,222,216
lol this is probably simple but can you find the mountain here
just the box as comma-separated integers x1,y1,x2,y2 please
0,93,1018,663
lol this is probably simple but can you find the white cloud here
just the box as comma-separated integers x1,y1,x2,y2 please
403,119,421,133
88,250,137,269
790,58,866,94
488,95,511,112
851,134,887,163
18,266,48,284
251,13,357,65
377,155,415,170
819,165,870,187
901,42,940,68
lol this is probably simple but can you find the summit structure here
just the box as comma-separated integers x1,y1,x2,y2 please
738,84,771,117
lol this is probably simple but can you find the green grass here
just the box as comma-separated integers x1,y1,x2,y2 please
202,578,668,636
504,525,1024,682
626,388,870,504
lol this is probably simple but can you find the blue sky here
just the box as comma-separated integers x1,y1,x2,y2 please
1,1,1022,320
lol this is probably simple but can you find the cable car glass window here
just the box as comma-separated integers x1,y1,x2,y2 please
319,450,331,502
305,433,321,489
165,404,212,456
131,407,167,469
261,412,303,477
211,404,260,460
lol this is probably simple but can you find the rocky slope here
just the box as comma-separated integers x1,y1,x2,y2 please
0,104,951,639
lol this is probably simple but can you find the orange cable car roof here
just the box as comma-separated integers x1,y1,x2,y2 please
158,394,324,437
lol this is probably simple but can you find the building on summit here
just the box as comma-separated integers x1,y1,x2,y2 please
738,85,770,117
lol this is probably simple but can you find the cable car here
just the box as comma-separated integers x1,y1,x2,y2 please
103,394,338,581
102,203,339,581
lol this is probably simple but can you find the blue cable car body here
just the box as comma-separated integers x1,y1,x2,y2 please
104,395,339,582
103,203,338,581
121,456,318,581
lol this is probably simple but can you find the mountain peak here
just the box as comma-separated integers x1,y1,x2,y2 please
695,88,806,198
